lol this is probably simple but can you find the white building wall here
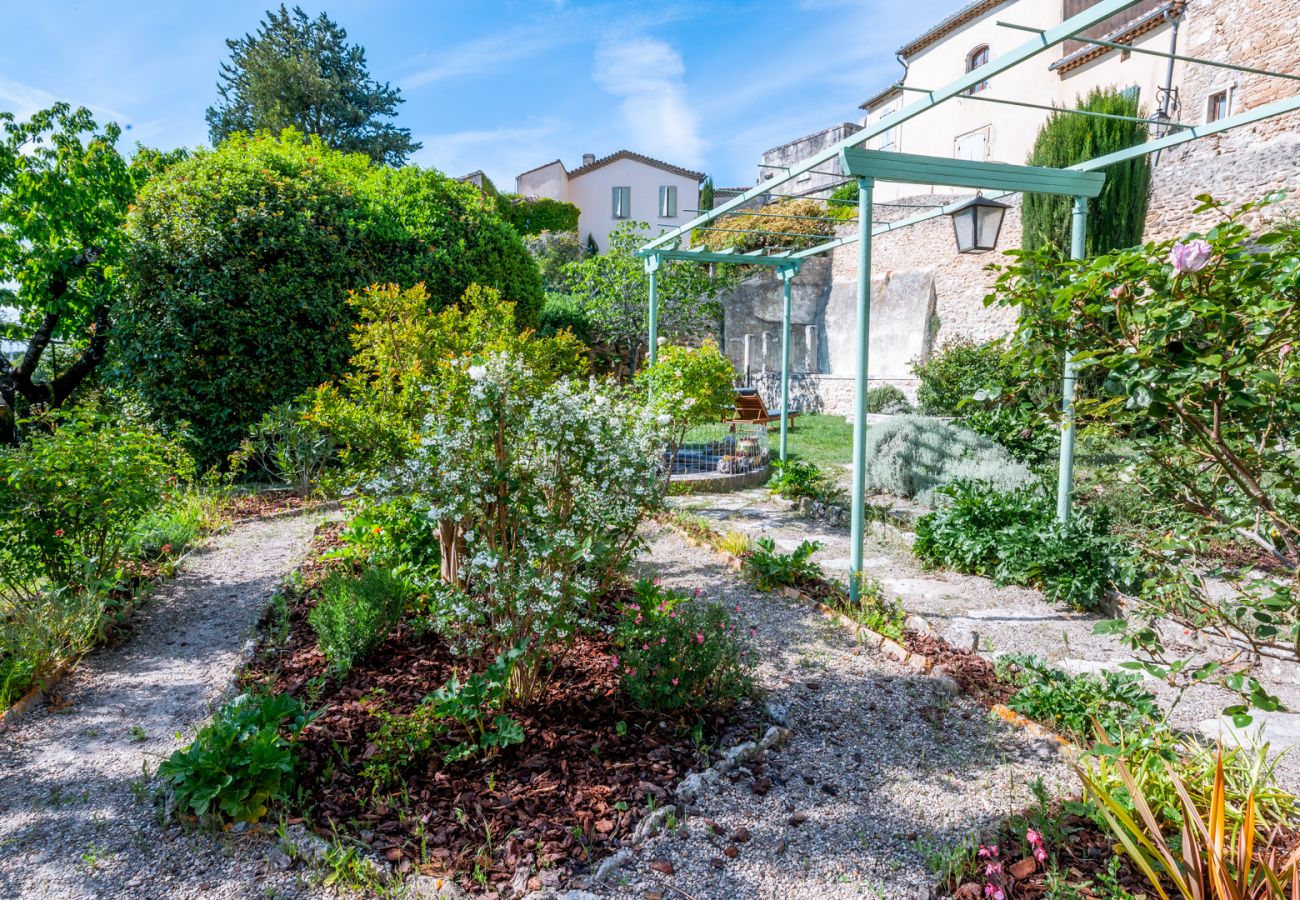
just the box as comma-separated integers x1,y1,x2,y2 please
515,161,566,200
563,158,699,252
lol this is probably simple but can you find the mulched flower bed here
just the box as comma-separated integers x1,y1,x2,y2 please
223,489,315,520
246,526,753,894
903,631,1016,708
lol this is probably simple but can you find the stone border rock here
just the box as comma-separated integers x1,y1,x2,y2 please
671,464,771,495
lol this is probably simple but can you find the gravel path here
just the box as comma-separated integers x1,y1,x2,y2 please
590,523,1072,900
671,489,1300,794
0,511,338,900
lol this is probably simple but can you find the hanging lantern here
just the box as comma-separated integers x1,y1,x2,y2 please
948,193,1010,253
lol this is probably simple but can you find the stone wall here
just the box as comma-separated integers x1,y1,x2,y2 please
1144,0,1300,239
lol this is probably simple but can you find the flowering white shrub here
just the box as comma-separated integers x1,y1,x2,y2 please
403,352,664,699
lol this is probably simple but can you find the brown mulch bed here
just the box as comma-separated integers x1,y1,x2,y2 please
246,526,749,893
223,489,314,520
903,631,1016,708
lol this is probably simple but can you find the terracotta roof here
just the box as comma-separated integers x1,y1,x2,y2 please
1049,1,1177,74
564,150,705,182
897,0,1007,59
859,82,904,111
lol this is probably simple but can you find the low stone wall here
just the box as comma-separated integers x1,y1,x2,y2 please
672,464,770,494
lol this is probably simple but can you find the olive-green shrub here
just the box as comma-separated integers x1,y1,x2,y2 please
116,130,541,464
861,415,1032,506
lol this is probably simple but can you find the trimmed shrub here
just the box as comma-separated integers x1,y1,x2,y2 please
309,567,410,677
116,131,541,464
867,384,911,414
698,199,831,252
860,415,1032,506
912,338,1005,416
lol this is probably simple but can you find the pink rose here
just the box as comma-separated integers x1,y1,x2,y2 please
1169,239,1212,274
695,632,705,644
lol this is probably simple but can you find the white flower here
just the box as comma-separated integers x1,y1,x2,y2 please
657,413,673,426
468,364,488,381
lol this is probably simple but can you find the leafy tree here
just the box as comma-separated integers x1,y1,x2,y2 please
1022,87,1151,255
0,104,183,443
115,131,541,465
562,223,730,378
206,5,419,165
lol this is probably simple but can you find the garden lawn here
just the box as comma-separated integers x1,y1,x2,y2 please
777,413,853,472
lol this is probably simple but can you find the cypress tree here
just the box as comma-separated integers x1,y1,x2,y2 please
1022,87,1152,256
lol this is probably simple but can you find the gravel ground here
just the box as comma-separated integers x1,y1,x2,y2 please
671,489,1300,795
586,522,1073,900
0,511,340,900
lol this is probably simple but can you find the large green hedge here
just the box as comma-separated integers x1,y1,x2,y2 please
115,131,541,463
499,195,580,235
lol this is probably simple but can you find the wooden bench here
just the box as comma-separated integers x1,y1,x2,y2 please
729,387,799,425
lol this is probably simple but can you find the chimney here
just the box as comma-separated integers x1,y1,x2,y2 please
581,152,596,166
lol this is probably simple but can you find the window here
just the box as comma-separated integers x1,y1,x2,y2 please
876,108,898,152
1206,89,1231,123
612,186,630,219
965,45,990,94
955,128,988,162
658,185,678,218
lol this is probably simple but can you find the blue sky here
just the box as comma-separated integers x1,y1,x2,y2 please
0,0,958,188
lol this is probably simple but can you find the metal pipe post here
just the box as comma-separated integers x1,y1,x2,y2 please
778,266,796,463
1056,196,1088,523
646,255,660,366
850,178,874,602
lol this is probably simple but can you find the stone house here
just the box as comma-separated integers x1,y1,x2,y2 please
725,0,1300,414
515,151,705,252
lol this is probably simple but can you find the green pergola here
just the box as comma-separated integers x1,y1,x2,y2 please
638,0,1300,602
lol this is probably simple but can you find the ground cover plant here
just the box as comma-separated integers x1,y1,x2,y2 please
915,479,1116,611
995,654,1159,744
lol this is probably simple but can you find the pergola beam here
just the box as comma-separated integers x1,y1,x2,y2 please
998,20,1300,84
902,85,1191,130
641,0,1149,251
840,148,1106,197
788,91,1300,261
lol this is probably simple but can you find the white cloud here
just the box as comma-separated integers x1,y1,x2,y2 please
592,37,705,167
403,28,561,88
0,76,133,129
411,119,563,188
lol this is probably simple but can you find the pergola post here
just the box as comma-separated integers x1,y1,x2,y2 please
1055,196,1088,523
646,254,661,366
777,264,799,463
849,177,874,603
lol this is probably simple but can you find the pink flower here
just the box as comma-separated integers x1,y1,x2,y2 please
1034,847,1048,863
695,632,705,644
1025,828,1042,846
984,887,1004,900
671,678,679,686
660,637,667,644
978,845,998,859
1169,239,1212,274
984,862,1003,877
610,655,619,669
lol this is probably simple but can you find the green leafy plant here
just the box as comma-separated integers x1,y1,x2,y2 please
158,692,312,823
308,567,411,677
229,401,333,496
715,530,753,558
0,409,194,593
327,498,441,585
361,645,526,789
912,338,1007,417
611,578,755,713
744,537,824,591
845,575,906,640
499,195,580,235
914,480,1116,611
768,459,844,505
996,653,1159,743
